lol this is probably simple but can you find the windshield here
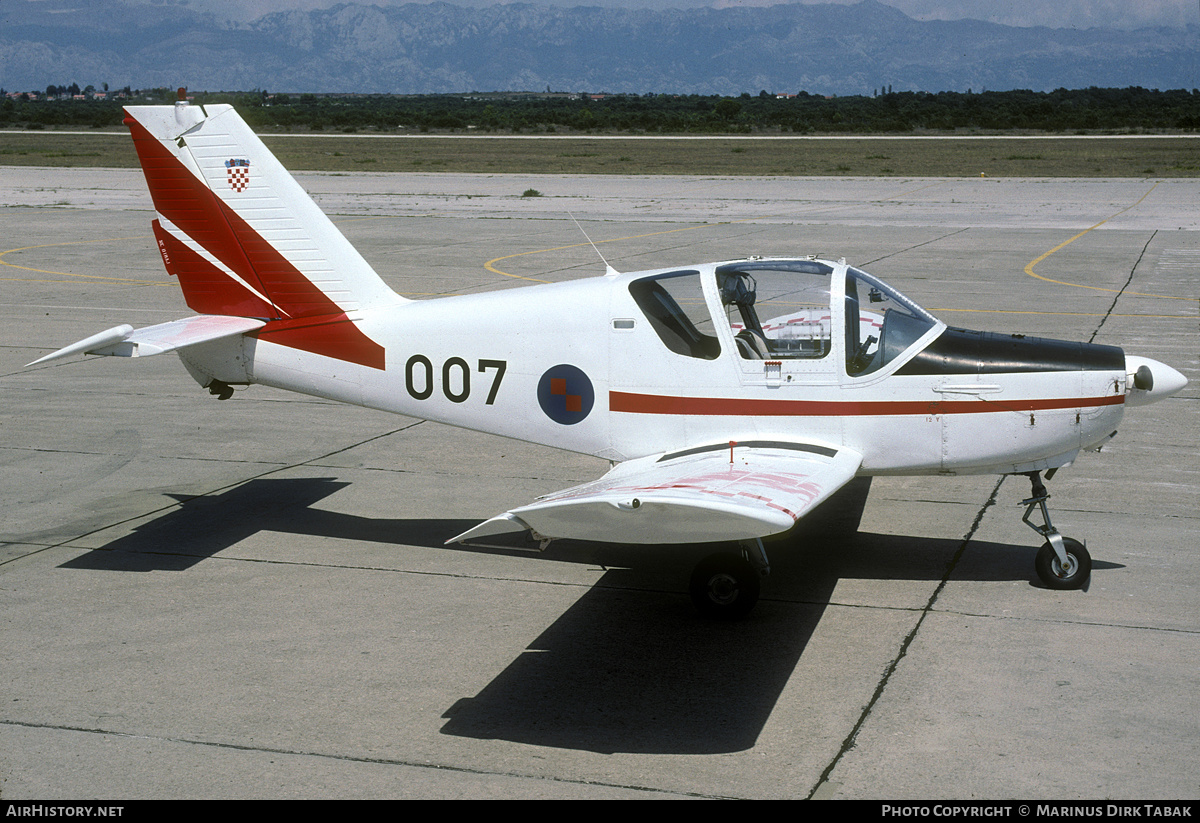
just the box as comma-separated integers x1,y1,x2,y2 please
844,267,938,376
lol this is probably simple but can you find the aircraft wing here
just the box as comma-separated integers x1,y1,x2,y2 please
448,441,864,547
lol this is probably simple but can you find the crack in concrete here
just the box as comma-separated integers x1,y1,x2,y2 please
807,475,1005,799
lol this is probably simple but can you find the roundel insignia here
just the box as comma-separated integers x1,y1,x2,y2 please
537,364,595,425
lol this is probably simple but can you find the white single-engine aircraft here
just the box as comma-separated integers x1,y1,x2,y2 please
31,98,1188,617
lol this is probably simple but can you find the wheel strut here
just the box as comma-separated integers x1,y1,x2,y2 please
742,537,771,576
1020,471,1091,589
1021,471,1068,567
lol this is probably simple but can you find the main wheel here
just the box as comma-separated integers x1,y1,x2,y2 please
1035,537,1091,590
689,552,760,619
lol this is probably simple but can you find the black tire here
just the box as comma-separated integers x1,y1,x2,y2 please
689,552,761,619
1035,537,1091,590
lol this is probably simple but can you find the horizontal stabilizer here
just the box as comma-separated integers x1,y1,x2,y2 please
449,441,864,546
27,315,265,367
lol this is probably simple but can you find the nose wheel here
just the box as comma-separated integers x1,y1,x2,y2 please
1035,536,1091,590
1022,471,1092,590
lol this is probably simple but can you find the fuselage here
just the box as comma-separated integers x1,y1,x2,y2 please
183,258,1133,476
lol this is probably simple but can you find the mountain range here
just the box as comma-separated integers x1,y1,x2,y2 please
1,0,1196,96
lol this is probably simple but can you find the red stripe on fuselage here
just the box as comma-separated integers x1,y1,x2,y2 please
609,391,1124,416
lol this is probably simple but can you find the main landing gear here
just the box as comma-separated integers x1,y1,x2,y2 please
687,478,872,618
689,539,769,619
1021,471,1092,590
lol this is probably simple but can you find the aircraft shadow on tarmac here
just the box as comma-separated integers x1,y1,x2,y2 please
58,476,1121,755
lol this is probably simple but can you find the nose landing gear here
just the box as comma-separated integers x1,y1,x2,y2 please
1021,471,1092,590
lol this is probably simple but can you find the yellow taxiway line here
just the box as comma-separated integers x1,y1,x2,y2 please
1023,182,1192,302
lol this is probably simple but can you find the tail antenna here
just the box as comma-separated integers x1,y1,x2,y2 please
569,212,620,276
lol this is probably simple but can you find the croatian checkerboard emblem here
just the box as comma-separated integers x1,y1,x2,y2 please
225,158,250,192
537,364,594,425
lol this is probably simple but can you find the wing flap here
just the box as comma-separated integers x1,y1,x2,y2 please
27,315,266,367
449,442,864,546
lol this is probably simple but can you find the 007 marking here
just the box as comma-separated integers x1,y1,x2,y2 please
405,355,506,405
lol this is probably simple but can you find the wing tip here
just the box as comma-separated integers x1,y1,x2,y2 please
446,513,532,546
26,324,135,367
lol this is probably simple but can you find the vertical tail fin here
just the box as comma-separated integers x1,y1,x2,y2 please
125,101,405,320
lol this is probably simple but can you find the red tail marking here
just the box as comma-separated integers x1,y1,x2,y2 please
126,113,385,370
126,116,270,312
153,219,274,317
254,316,386,371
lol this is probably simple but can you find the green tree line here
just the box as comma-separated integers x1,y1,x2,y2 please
3,86,1199,134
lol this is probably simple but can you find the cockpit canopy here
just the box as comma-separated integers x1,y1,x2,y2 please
717,260,835,363
629,259,940,377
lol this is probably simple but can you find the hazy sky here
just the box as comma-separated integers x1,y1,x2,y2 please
171,0,1196,31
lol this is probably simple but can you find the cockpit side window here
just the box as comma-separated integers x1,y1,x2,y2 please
845,267,937,376
716,262,834,360
629,270,721,360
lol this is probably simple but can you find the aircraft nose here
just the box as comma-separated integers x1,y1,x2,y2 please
1125,355,1188,406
